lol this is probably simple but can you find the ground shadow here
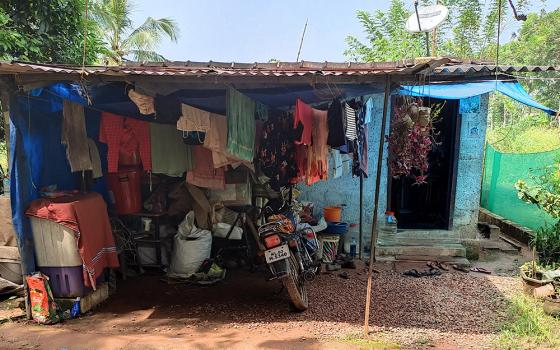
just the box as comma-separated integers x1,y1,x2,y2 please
70,261,513,336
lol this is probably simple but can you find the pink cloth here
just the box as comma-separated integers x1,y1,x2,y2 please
186,146,226,189
26,193,119,289
294,99,313,146
99,112,152,173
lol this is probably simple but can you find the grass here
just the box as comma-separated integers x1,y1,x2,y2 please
488,126,560,153
342,333,401,350
497,293,560,350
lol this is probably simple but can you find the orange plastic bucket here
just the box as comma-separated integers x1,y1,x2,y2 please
323,206,342,222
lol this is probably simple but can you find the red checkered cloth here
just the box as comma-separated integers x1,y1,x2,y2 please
99,112,152,173
26,193,119,289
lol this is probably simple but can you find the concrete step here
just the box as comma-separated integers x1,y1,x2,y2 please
376,255,470,266
376,244,466,258
378,237,462,246
389,229,461,240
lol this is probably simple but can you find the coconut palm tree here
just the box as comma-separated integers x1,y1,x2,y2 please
93,0,179,65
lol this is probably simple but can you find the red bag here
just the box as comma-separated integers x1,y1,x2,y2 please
26,272,60,324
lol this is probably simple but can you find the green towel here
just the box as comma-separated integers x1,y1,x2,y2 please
150,123,193,177
226,87,256,162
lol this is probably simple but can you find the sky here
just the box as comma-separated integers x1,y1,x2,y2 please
132,0,560,63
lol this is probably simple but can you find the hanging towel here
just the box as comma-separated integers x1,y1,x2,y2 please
87,138,102,179
294,98,313,145
177,104,211,132
226,87,256,162
186,146,226,190
99,112,152,173
151,123,193,177
306,109,329,185
61,100,92,173
128,89,155,115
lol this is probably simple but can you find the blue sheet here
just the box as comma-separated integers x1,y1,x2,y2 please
400,81,557,115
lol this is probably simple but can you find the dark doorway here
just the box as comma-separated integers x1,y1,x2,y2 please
389,98,460,230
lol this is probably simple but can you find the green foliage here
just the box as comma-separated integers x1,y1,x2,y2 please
345,1,424,61
515,161,560,219
500,9,560,108
93,0,180,64
529,223,560,265
487,94,559,153
516,159,560,264
498,293,560,349
0,0,104,64
345,0,525,61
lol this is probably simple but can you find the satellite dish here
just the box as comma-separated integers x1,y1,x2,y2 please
405,4,449,33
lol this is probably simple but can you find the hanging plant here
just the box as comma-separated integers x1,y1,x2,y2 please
387,96,442,184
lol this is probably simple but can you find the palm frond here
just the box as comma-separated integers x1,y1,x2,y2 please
123,17,179,52
127,49,167,62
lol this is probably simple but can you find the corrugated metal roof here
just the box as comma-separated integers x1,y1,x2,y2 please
0,59,557,81
436,64,558,74
0,59,446,77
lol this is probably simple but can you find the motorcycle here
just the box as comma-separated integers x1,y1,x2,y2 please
257,215,320,311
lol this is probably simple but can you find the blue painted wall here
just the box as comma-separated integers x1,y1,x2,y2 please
454,94,489,238
299,92,489,240
298,92,390,248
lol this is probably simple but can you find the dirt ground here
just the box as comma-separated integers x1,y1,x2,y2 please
0,249,529,350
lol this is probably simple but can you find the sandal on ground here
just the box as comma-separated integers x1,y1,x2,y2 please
470,267,491,274
423,268,442,277
403,269,422,277
436,261,450,271
452,264,470,273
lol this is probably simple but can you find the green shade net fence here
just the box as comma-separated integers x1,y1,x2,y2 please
480,144,560,231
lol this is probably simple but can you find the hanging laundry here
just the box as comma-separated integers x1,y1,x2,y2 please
294,98,313,145
364,97,375,125
186,146,226,190
226,87,256,162
177,104,211,132
203,113,235,168
344,102,358,141
154,94,182,123
87,139,102,179
353,103,368,177
305,109,329,186
151,123,193,177
329,149,342,179
256,102,269,121
128,89,155,115
61,100,92,173
327,98,346,148
99,112,152,173
258,111,297,190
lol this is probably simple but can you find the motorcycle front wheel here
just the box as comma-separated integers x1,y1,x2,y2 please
281,254,309,311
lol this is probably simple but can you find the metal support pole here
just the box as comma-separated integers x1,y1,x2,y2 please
363,75,391,336
359,174,363,260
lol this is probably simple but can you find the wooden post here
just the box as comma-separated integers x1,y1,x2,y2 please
364,75,391,336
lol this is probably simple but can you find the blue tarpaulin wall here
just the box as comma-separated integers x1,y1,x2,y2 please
400,81,557,115
9,81,384,274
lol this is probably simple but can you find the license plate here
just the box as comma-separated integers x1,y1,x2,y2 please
265,244,291,264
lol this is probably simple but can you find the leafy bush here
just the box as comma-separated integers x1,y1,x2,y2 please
516,160,560,265
529,224,560,266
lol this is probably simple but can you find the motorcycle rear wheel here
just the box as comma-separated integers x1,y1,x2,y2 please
281,254,308,311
